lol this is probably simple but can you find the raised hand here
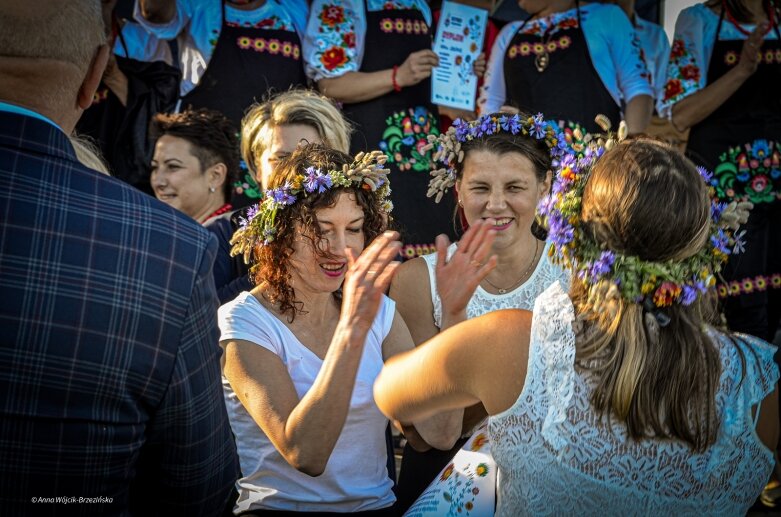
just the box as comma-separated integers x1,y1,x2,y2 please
436,219,497,327
340,231,402,334
396,49,440,87
737,22,767,77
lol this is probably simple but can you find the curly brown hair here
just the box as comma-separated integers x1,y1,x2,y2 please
149,108,240,200
252,144,389,321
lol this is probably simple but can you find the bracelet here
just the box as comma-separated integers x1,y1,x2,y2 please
392,65,402,92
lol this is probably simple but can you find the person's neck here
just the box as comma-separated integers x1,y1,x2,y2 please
485,233,540,285
226,0,266,11
536,0,577,18
283,284,338,327
744,0,769,22
193,197,227,224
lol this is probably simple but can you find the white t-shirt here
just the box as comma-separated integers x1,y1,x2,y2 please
478,3,653,114
133,0,309,95
114,21,173,65
218,292,396,513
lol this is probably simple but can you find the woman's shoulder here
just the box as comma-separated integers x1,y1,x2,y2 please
710,329,779,403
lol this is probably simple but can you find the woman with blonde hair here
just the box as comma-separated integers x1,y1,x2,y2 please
206,89,352,303
375,138,779,515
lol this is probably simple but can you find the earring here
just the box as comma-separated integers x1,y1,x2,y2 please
457,198,463,207
209,186,216,193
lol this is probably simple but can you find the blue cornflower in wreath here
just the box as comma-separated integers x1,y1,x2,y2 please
379,106,440,172
713,139,781,204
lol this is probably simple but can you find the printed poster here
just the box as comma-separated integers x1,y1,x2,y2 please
431,1,488,111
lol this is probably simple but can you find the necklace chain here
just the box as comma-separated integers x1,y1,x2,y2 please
483,239,540,294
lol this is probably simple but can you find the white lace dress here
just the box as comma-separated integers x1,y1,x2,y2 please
422,241,570,327
489,282,779,516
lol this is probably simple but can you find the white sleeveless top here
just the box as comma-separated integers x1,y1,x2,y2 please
422,241,570,326
489,282,779,516
218,293,396,513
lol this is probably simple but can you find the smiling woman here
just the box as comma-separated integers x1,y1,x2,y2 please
149,108,240,223
388,112,571,511
218,143,464,514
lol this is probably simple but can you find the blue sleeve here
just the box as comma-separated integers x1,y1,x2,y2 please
132,235,239,514
602,5,653,104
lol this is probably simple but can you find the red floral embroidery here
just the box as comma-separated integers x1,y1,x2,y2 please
680,64,700,81
663,79,683,101
320,5,344,28
320,46,348,71
671,39,686,58
342,32,356,48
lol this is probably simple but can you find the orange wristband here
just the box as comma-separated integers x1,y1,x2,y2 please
392,65,402,92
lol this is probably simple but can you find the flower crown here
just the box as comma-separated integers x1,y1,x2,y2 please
424,113,569,203
537,125,749,316
230,150,392,265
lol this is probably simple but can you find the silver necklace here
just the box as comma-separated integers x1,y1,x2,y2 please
483,239,540,294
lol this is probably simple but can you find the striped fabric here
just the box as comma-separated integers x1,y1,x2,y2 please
0,111,238,516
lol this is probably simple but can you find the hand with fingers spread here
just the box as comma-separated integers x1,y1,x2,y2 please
436,219,498,329
396,49,440,88
737,23,767,77
340,231,402,335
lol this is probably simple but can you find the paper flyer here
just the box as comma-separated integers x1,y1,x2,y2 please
431,1,488,112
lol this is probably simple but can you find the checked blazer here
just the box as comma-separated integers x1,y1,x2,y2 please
0,110,238,516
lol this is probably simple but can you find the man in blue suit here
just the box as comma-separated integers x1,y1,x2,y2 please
0,1,239,515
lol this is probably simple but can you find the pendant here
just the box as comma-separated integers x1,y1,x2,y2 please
535,52,549,73
498,288,507,294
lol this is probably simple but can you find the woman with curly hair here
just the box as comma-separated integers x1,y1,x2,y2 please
149,108,240,223
375,138,779,515
218,143,468,515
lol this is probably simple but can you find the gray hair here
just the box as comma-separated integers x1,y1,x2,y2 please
0,0,106,73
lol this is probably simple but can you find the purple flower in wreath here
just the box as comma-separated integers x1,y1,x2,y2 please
531,113,547,139
710,200,727,221
697,165,713,184
680,284,698,306
453,118,471,141
588,250,615,280
238,204,259,229
304,166,332,193
548,212,574,247
270,184,296,205
475,115,495,137
537,194,556,217
710,228,731,256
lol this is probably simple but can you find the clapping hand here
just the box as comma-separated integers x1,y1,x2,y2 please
340,231,402,334
737,22,768,76
436,219,497,327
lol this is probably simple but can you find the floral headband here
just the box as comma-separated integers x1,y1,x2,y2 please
537,126,749,318
424,113,569,203
230,150,392,265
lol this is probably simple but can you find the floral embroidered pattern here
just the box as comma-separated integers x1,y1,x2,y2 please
717,273,781,298
663,38,701,103
520,15,578,36
233,162,262,200
507,35,572,59
379,106,440,172
724,48,781,66
402,242,436,259
711,139,781,204
379,17,429,35
237,37,300,60
225,15,292,31
311,3,359,75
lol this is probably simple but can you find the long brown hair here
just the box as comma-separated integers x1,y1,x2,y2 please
572,139,724,451
251,144,388,321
